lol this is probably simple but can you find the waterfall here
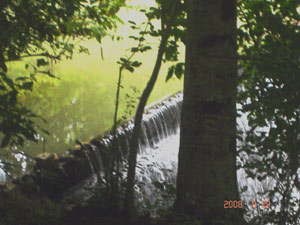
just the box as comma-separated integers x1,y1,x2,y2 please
62,92,183,210
92,92,182,155
85,92,269,217
0,164,4,183
1,91,298,223
87,91,298,221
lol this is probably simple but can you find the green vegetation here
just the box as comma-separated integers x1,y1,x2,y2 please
1,0,300,224
124,1,184,220
5,38,182,157
0,192,63,225
237,1,300,224
0,2,183,169
0,0,124,150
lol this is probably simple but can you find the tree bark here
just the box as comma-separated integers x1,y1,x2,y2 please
175,0,246,224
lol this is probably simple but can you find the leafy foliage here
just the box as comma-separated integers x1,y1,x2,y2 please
237,1,300,224
146,0,186,82
124,0,182,220
145,0,300,223
1,0,299,223
0,0,124,149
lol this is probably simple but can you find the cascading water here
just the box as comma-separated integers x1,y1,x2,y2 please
0,164,5,182
94,91,299,222
62,92,183,210
1,91,298,223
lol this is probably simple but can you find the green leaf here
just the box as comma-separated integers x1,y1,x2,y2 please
139,31,148,35
131,47,139,53
140,46,152,52
128,20,136,25
129,35,139,40
45,71,58,79
22,82,33,90
175,62,184,79
126,66,134,73
119,57,127,63
3,77,14,89
166,66,175,82
131,61,142,67
37,58,49,67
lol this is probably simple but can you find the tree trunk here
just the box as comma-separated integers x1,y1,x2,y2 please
175,0,246,224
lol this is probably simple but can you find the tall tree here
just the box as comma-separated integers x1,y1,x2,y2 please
175,1,246,224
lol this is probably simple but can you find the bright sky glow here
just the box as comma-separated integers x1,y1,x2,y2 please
127,0,155,7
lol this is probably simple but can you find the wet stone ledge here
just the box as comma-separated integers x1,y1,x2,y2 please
0,91,183,219
0,147,96,201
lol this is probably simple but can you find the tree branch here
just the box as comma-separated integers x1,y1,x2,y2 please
5,53,61,62
124,0,180,222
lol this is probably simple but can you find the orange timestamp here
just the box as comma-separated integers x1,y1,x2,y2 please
224,200,271,209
